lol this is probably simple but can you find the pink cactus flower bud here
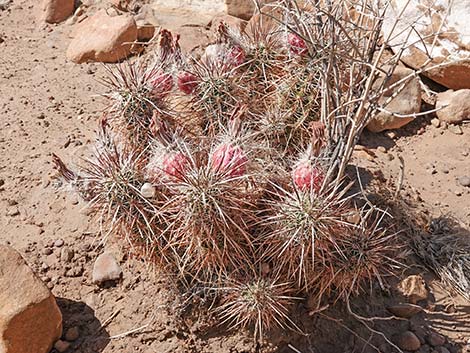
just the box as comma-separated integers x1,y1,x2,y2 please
292,162,323,191
177,71,199,95
211,144,247,178
288,33,307,56
227,45,246,67
147,70,173,97
163,152,190,181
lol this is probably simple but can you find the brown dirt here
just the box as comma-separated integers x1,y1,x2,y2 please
1,2,469,353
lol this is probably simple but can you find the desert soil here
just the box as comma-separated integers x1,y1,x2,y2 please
0,2,469,353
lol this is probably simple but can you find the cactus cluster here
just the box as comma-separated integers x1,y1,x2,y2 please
54,2,403,341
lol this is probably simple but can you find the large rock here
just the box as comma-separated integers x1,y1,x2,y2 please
40,0,74,23
0,245,62,353
382,0,470,89
436,89,470,124
66,10,137,63
367,66,422,132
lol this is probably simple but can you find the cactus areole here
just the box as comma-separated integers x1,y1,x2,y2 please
211,144,247,178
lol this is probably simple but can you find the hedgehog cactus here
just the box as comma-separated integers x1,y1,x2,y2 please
162,152,190,181
227,45,246,67
147,70,173,97
292,161,324,192
287,32,307,55
177,71,199,94
211,143,248,178
52,6,404,341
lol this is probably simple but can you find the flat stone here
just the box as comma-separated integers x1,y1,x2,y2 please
447,124,463,135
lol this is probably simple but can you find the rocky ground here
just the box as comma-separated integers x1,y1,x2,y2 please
0,1,469,353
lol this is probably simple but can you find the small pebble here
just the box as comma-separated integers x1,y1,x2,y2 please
448,124,463,135
60,247,74,263
377,146,386,153
43,248,53,255
431,118,440,128
6,207,20,217
396,331,421,351
54,340,71,353
458,176,470,187
54,239,64,248
426,332,446,347
140,182,156,198
64,326,80,341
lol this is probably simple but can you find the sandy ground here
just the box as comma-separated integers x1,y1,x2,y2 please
1,1,469,353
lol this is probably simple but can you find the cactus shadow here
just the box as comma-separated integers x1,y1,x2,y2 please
53,297,110,353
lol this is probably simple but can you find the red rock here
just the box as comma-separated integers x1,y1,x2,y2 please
66,10,137,63
40,0,74,24
0,245,62,353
